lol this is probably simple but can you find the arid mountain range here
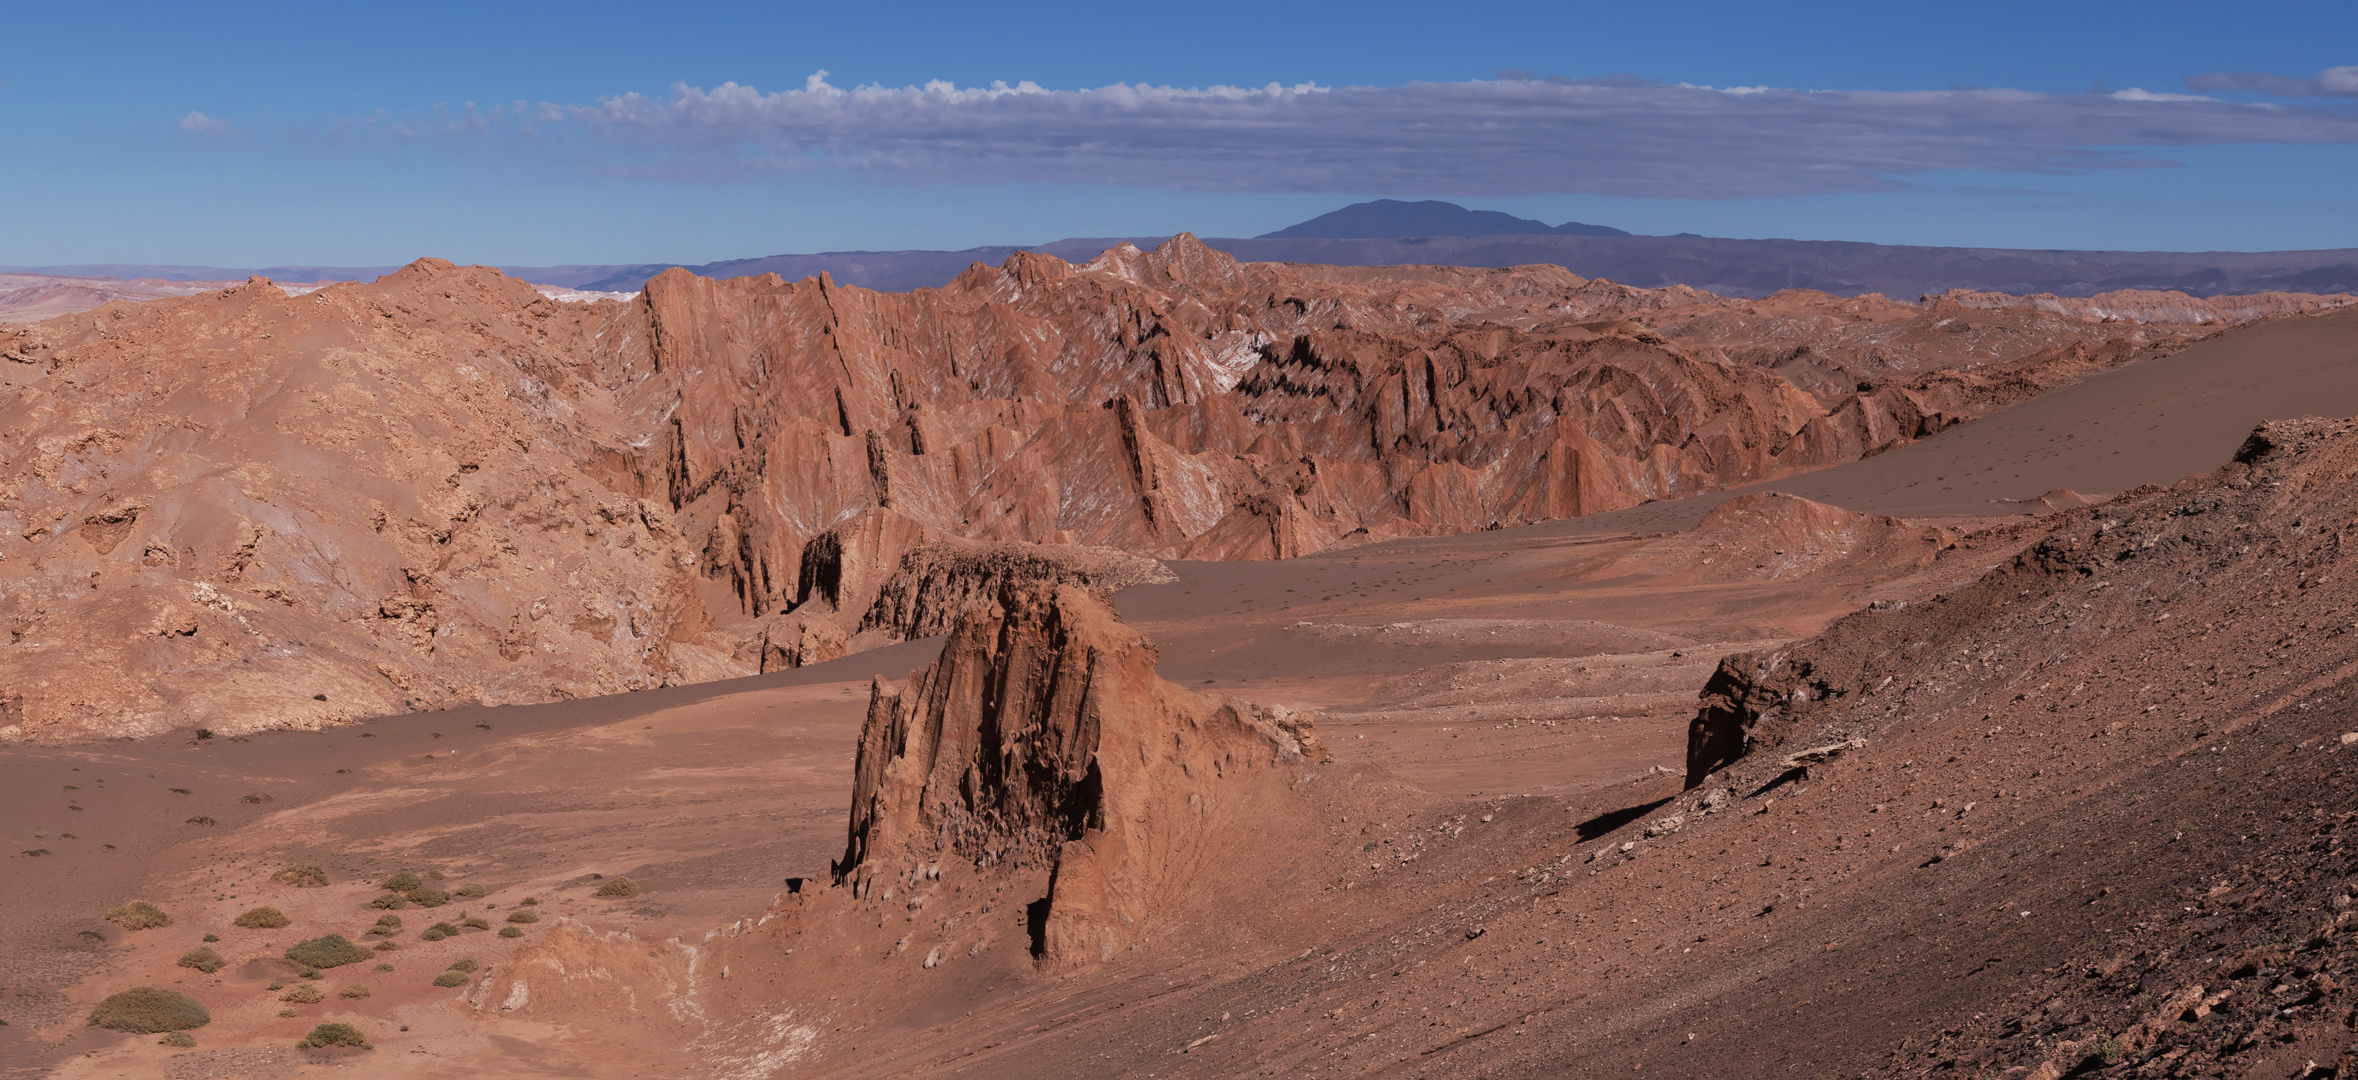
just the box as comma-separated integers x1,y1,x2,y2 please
12,232,2358,1079
4,235,2344,742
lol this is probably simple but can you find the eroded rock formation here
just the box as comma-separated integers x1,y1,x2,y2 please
836,582,1315,964
0,237,2329,738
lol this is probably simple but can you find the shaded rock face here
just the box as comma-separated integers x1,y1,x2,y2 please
836,583,1312,965
0,239,2298,738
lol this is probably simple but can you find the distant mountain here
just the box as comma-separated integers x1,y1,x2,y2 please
22,227,2358,302
1256,199,1630,240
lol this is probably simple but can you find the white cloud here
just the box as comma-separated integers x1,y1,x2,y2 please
2186,65,2358,99
384,73,2358,200
179,110,236,136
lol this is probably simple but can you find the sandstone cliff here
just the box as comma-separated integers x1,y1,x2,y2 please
835,582,1315,965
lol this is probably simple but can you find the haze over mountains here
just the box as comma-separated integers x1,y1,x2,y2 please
14,200,2358,301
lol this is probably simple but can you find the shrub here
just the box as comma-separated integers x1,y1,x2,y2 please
105,901,171,931
87,988,210,1032
455,883,486,898
519,896,538,906
283,934,371,969
461,915,490,931
405,888,449,908
372,941,397,952
498,926,523,938
447,956,479,973
505,910,539,924
300,969,320,980
337,984,370,999
426,870,445,880
159,1031,197,1047
594,877,639,898
267,980,284,991
235,906,290,929
272,864,329,887
278,1008,297,1018
373,962,393,972
279,984,324,1004
369,915,402,935
201,933,219,943
176,947,225,974
297,1022,371,1049
380,870,422,892
420,927,448,942
367,894,408,911
432,971,469,988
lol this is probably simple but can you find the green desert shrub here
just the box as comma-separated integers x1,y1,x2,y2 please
380,870,422,892
87,988,210,1032
369,915,402,935
373,962,393,972
337,983,370,999
447,956,479,973
372,941,397,952
158,1031,197,1048
519,896,538,906
505,910,539,924
432,971,469,987
297,1022,371,1049
461,915,491,931
272,864,329,887
367,894,408,910
279,983,324,1004
283,934,372,969
176,946,225,974
104,901,171,931
593,876,639,898
405,887,449,908
201,933,219,943
455,883,486,898
266,979,285,991
498,926,523,938
234,906,290,929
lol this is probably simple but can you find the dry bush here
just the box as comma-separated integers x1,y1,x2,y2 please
405,887,450,908
380,870,422,891
373,962,393,972
296,1022,371,1049
283,934,371,969
176,947,224,974
421,921,459,941
87,988,210,1032
104,901,171,931
201,933,219,942
337,984,370,999
368,914,402,935
372,941,397,952
367,894,408,911
447,956,479,973
159,1031,197,1048
234,906,289,929
504,910,539,924
279,984,324,1004
431,971,469,988
272,864,329,887
277,1008,296,1018
455,883,486,898
498,926,523,938
594,876,639,898
461,915,490,931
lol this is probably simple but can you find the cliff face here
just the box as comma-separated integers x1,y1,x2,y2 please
835,582,1315,965
0,239,2296,738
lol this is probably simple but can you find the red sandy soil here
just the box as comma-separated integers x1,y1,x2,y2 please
5,261,2358,1080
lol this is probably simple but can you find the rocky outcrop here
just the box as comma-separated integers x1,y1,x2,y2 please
835,582,1316,965
859,539,1175,641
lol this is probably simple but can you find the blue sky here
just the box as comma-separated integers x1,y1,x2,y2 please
5,1,2356,266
